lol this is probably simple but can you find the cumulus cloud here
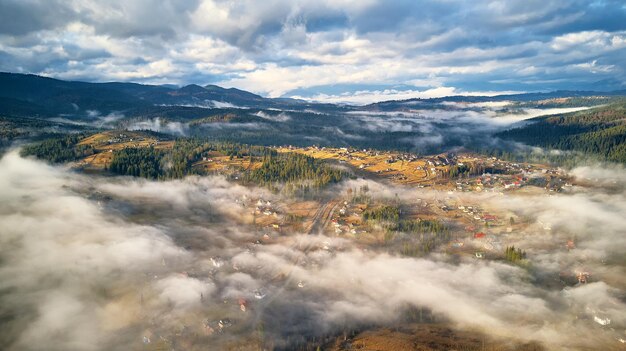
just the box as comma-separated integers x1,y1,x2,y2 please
0,1,625,100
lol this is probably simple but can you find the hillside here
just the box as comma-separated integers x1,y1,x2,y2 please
497,100,626,163
0,73,300,117
4,72,626,162
364,91,626,112
3,73,626,119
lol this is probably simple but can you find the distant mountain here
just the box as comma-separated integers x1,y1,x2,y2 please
0,96,50,117
365,90,626,111
204,84,265,101
2,72,625,120
0,72,313,118
0,73,163,116
177,84,209,94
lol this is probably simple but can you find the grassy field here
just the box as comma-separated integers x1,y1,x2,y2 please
192,153,262,173
325,323,545,351
77,131,174,169
275,146,451,186
77,131,266,172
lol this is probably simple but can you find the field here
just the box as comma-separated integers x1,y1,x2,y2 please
192,152,262,173
326,324,544,351
276,146,443,184
76,131,174,169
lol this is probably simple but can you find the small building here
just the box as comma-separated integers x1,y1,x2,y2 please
482,214,497,222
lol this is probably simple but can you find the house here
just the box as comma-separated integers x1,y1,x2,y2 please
239,298,247,312
210,257,224,268
203,322,215,335
482,214,497,222
218,319,233,330
594,316,611,326
576,271,590,284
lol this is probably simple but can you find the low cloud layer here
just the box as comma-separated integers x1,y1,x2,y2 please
254,111,291,122
341,105,591,150
126,117,187,135
1,150,625,350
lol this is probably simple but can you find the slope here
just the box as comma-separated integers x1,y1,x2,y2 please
497,100,626,163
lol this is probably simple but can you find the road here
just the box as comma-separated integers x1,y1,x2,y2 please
249,198,339,330
305,200,339,234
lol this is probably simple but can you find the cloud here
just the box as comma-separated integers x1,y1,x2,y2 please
0,1,625,100
335,104,593,152
0,150,187,350
126,117,187,135
156,275,215,309
292,87,523,104
254,110,291,122
3,147,626,349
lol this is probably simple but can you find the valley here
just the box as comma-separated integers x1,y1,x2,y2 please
2,2,626,350
1,74,625,351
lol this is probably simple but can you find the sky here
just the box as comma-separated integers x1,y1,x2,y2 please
0,0,625,103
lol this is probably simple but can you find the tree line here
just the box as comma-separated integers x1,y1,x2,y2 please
106,138,348,189
243,152,347,188
21,133,349,189
505,245,527,263
362,205,400,222
20,133,95,163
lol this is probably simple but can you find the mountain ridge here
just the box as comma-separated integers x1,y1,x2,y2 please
1,72,626,118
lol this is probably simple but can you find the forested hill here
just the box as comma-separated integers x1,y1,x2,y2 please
497,100,626,163
0,72,312,117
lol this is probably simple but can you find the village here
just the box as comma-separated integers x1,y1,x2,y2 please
72,131,571,197
275,145,571,193
63,132,603,350
74,130,174,171
71,134,576,265
135,177,601,351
